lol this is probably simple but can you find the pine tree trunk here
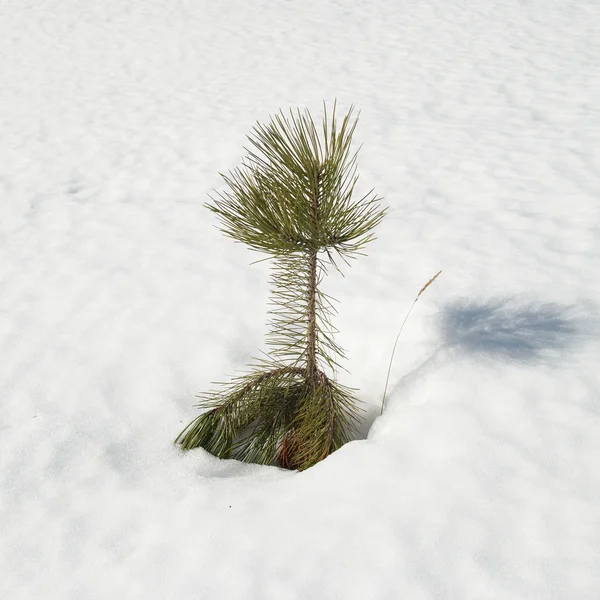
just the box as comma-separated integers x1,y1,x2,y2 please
306,250,318,387
306,167,321,388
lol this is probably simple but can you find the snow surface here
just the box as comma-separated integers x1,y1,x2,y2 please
2,0,600,598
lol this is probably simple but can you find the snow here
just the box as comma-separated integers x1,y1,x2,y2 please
1,0,599,598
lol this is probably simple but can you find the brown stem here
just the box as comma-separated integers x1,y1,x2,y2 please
306,250,318,386
306,167,321,387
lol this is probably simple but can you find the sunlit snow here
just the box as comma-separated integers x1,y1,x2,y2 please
1,1,599,598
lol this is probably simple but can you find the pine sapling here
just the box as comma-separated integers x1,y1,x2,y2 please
176,102,386,470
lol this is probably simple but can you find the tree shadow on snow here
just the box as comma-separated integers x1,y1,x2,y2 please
440,297,596,362
369,297,598,429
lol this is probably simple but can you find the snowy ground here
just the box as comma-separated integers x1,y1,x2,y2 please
2,1,599,598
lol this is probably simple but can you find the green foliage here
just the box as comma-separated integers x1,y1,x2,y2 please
176,102,386,471
175,365,362,470
209,103,383,258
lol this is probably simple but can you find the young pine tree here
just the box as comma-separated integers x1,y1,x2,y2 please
176,103,386,470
